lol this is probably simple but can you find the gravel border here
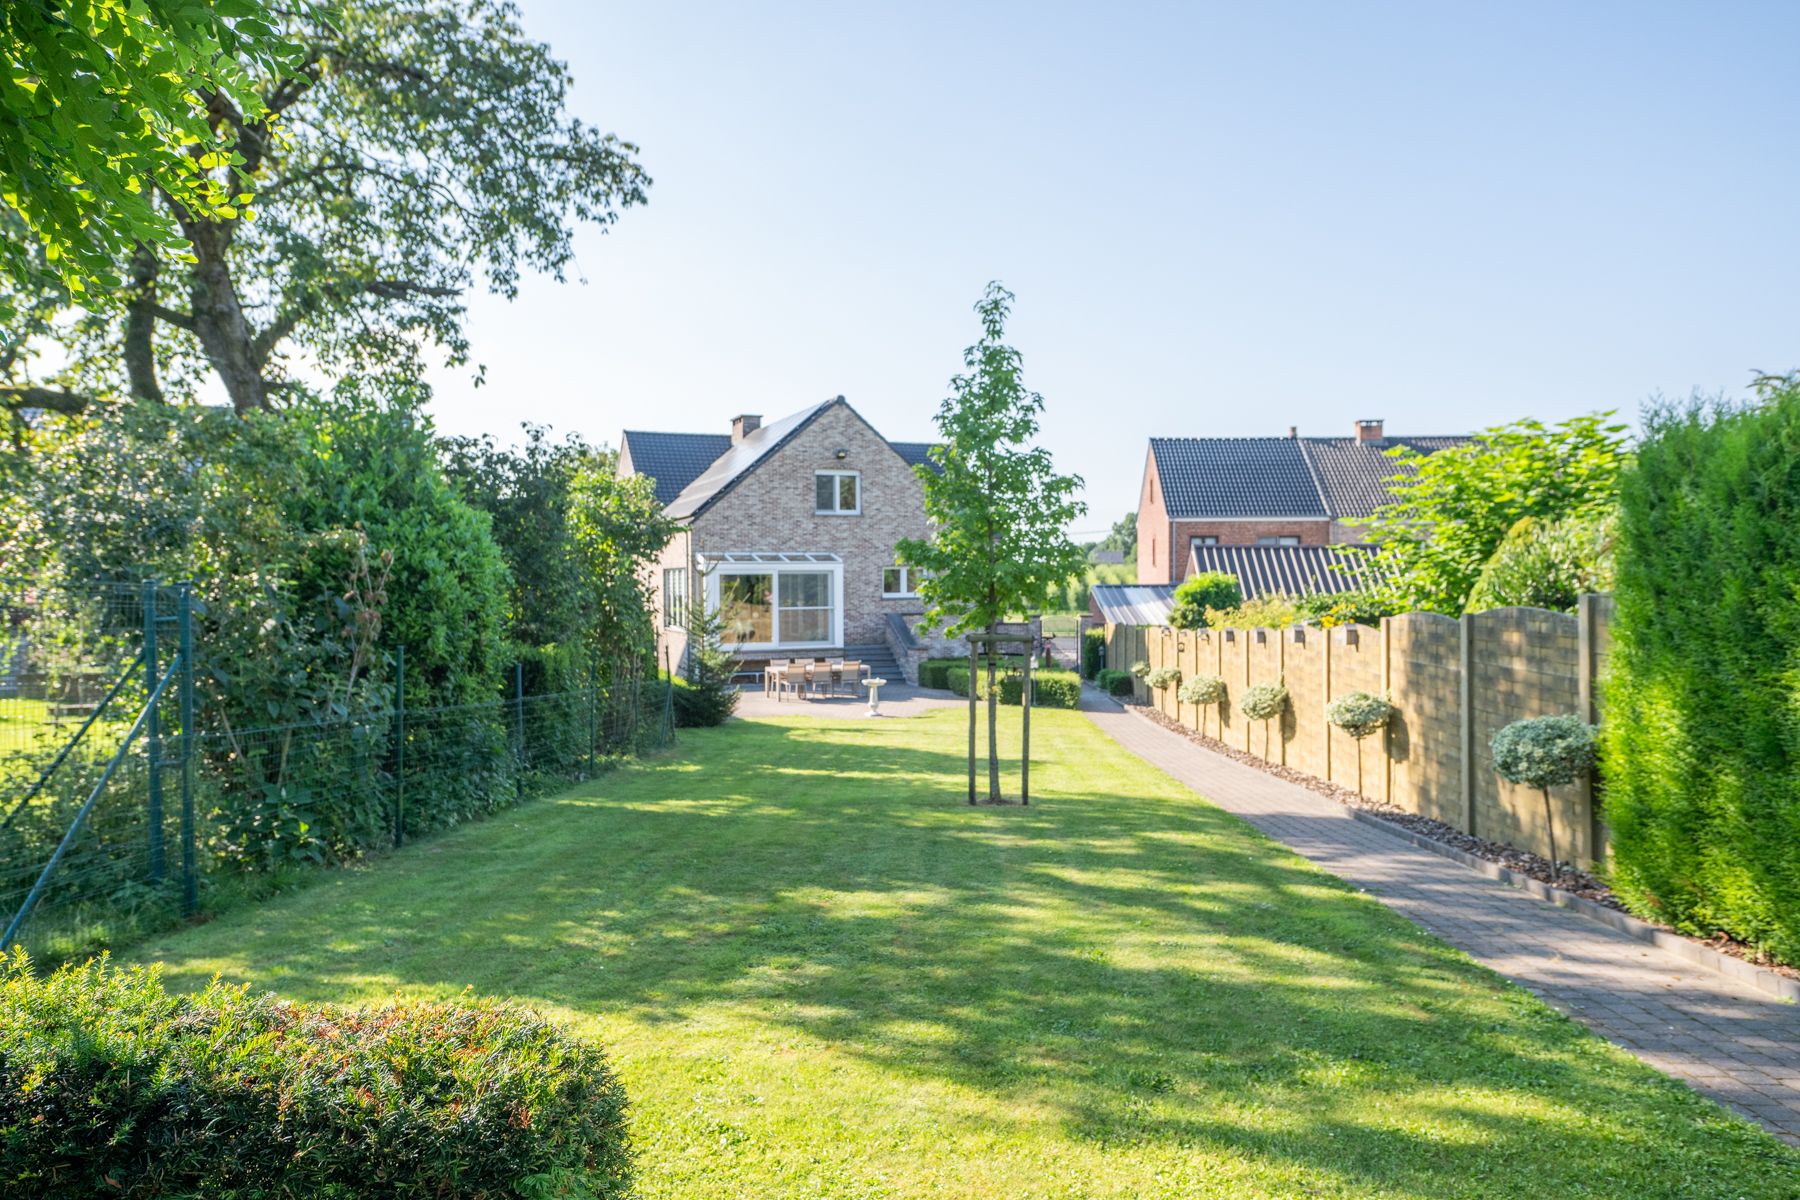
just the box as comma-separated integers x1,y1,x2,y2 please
1126,702,1800,997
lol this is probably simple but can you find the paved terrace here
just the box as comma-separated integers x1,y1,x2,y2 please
1078,690,1800,1145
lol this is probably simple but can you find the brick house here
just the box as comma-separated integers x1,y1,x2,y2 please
1135,419,1465,586
620,397,943,674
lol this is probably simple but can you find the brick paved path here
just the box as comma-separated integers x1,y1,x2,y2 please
1080,693,1800,1144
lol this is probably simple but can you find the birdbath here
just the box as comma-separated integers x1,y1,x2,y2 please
862,677,889,717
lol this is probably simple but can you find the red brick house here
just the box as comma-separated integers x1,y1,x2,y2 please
1135,419,1464,586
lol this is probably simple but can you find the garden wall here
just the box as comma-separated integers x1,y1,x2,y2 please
1123,595,1611,866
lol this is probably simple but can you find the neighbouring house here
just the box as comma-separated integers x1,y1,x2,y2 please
620,396,957,682
1135,418,1465,587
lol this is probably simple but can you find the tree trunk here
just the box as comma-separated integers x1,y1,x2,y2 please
1541,787,1559,886
123,246,164,404
986,636,1000,802
186,225,269,413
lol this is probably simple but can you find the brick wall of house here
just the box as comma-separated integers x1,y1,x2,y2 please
649,527,692,673
1135,449,1167,582
691,403,929,648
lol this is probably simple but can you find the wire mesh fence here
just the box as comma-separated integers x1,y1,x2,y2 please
0,578,673,964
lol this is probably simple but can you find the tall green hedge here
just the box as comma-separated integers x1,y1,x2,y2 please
1603,382,1800,966
0,953,632,1199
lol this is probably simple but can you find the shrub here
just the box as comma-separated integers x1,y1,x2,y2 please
1169,571,1244,629
1603,382,1800,964
1177,673,1227,706
1465,511,1616,615
0,953,632,1199
999,669,1081,708
919,657,961,690
1492,714,1596,883
1081,627,1105,678
1094,668,1135,697
1145,666,1182,691
1325,691,1393,740
1240,681,1288,722
1130,659,1151,679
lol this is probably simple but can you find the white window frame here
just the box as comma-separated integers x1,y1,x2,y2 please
1256,535,1302,546
814,470,861,515
700,553,844,651
882,563,919,598
663,567,688,629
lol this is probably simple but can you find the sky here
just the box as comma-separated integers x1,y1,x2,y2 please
421,1,1800,540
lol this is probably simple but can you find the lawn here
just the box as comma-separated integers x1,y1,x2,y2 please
134,709,1795,1199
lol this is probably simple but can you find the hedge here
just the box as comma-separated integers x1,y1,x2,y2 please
1094,668,1135,697
0,953,633,1199
944,665,1080,707
1603,384,1800,967
1081,628,1105,679
918,657,960,690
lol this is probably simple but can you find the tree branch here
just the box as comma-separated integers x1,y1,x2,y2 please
0,386,92,415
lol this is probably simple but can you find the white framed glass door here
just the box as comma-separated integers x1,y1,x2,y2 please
702,554,843,650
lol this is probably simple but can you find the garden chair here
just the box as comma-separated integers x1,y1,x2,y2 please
836,660,864,697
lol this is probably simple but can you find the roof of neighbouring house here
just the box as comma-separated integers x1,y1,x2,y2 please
1091,583,1176,626
1187,543,1377,599
626,398,943,520
619,430,733,506
1147,434,1466,520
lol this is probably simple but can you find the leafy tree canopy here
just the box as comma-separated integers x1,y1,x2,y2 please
4,0,648,415
1355,414,1629,615
1168,570,1241,629
0,0,310,308
900,282,1086,638
565,462,676,672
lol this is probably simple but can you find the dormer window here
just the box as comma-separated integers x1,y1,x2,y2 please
815,470,860,515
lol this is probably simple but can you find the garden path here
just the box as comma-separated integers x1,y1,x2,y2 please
1080,690,1800,1145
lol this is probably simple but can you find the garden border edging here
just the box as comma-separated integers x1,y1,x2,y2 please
1345,808,1800,1004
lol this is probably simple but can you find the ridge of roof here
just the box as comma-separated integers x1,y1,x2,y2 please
665,399,838,519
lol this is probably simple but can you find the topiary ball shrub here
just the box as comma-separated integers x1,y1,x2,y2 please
1094,668,1135,697
1146,666,1182,691
1491,714,1597,790
1130,659,1151,680
1240,681,1288,722
1177,674,1227,705
0,953,632,1200
1325,691,1394,740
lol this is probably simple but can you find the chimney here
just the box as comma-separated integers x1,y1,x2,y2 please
1355,418,1385,444
731,414,762,444
1288,425,1298,439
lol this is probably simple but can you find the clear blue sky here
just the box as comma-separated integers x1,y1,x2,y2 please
423,1,1800,539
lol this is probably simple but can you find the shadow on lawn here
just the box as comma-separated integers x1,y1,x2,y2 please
147,715,1797,1196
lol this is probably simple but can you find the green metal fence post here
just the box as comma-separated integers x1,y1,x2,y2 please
393,645,406,849
178,583,196,916
142,580,164,883
586,656,597,779
514,662,525,800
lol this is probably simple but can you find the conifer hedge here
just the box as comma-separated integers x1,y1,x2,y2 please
1602,381,1800,966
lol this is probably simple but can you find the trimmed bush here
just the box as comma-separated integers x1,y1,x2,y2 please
999,670,1081,708
1081,628,1105,679
0,953,632,1199
1130,659,1151,679
1325,691,1393,740
1094,668,1135,697
1492,714,1596,883
1240,681,1288,722
918,657,960,690
1604,383,1800,965
1178,674,1227,706
1145,666,1182,691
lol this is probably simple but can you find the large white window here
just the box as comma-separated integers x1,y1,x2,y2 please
701,553,843,650
814,471,860,515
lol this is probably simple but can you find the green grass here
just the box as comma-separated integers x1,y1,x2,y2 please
133,710,1795,1199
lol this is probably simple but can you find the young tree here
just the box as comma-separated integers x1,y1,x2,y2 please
5,0,649,414
899,282,1086,802
1355,414,1629,615
565,463,676,676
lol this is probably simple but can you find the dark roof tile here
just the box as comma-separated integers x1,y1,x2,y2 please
1187,543,1376,599
620,431,731,507
1150,438,1326,518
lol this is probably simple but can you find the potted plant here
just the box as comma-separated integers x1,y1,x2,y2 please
1324,690,1394,797
1490,714,1597,887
